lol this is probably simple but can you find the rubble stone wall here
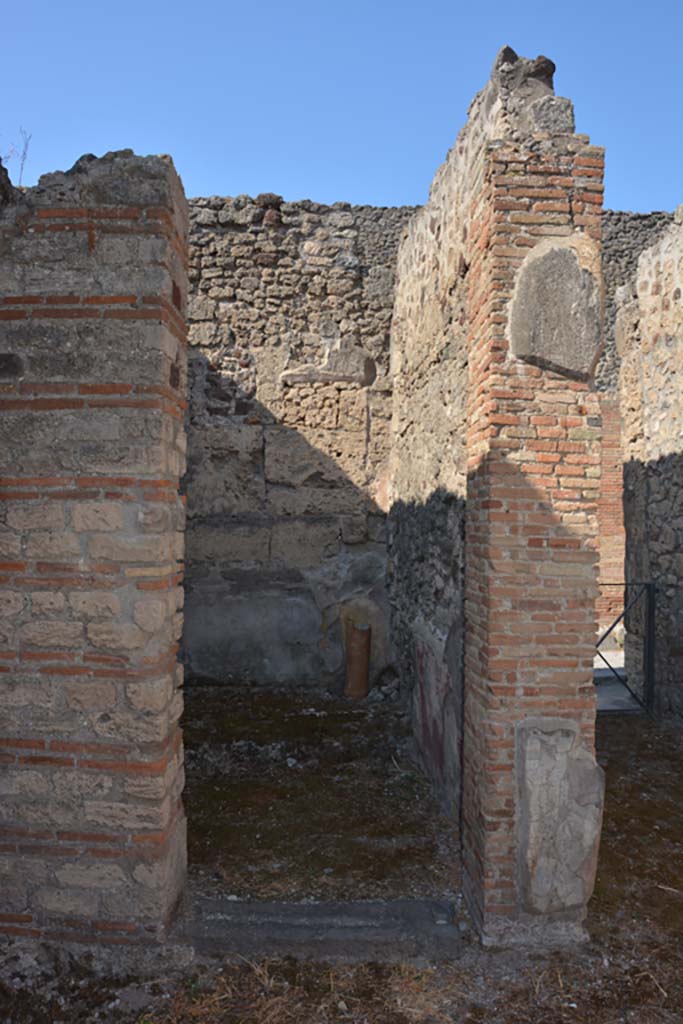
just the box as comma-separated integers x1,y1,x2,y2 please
593,214,672,628
184,197,414,685
0,152,188,942
181,188,674,701
387,128,470,817
617,211,683,718
597,210,674,391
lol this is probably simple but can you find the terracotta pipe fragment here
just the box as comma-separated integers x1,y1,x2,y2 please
345,621,371,700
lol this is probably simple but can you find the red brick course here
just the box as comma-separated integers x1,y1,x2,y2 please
596,395,625,628
0,155,189,942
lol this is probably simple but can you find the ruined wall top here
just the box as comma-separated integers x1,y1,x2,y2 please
0,159,17,207
470,46,574,140
0,149,188,238
425,46,576,208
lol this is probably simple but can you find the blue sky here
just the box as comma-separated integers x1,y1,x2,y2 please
4,1,682,212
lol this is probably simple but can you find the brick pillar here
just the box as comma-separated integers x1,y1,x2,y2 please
0,152,188,942
462,140,606,944
596,395,625,630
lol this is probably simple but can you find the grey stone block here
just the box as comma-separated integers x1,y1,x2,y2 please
517,717,604,916
509,246,602,380
176,897,462,963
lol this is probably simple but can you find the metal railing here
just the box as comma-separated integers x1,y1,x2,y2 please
596,582,656,713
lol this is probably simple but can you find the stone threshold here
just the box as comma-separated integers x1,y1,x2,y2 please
173,896,463,962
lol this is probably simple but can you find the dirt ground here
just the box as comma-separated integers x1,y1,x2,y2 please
1,693,681,1024
182,681,459,903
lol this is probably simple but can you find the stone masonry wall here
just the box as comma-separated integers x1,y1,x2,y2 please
0,152,188,943
0,51,654,951
597,210,674,391
593,214,672,628
390,48,605,945
182,191,672,701
185,196,414,685
388,135,469,816
617,210,683,719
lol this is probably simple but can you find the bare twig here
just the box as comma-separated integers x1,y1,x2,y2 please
634,969,668,999
532,969,546,996
18,127,32,186
1,128,31,185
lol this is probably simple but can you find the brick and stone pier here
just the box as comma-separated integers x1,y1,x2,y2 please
0,152,188,942
462,137,606,943
389,48,606,945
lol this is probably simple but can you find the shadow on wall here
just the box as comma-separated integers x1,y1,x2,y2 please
180,352,468,821
180,355,468,822
389,448,604,896
388,488,466,819
460,448,604,934
624,453,683,720
181,350,606,900
181,353,393,690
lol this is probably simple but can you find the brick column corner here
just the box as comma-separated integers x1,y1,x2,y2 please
459,51,606,945
0,150,188,943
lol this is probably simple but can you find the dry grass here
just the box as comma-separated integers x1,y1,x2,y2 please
141,959,452,1024
138,947,682,1024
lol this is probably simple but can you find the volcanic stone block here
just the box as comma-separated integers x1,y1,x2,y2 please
509,245,602,380
517,718,604,916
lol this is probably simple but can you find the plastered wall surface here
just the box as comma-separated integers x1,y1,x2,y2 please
184,196,414,685
617,210,683,718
